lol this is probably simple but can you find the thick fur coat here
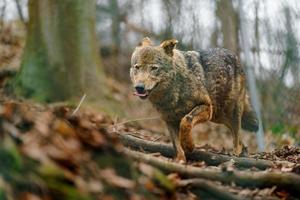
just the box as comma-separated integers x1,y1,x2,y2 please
130,38,258,162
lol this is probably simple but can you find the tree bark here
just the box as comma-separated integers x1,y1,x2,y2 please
125,149,300,196
109,0,121,54
11,0,103,102
14,0,26,25
238,0,265,151
119,134,274,170
178,179,241,200
216,0,239,53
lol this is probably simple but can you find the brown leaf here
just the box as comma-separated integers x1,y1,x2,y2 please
73,176,103,193
0,102,16,120
275,190,289,199
167,173,181,186
138,176,156,191
78,130,106,147
138,163,154,177
100,168,135,189
53,119,76,137
21,142,50,164
18,192,43,200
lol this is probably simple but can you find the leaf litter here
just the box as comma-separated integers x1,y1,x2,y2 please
0,100,299,200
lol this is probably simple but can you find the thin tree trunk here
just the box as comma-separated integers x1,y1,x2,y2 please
238,0,265,151
110,0,121,54
0,0,6,32
216,0,239,53
14,0,26,25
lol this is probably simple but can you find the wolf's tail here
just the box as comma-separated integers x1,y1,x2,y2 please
241,95,259,132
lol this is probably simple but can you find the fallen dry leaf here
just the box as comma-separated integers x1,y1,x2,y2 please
100,168,136,189
52,119,76,137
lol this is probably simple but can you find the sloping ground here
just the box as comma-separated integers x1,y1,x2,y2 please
0,22,299,200
0,100,172,200
0,100,299,200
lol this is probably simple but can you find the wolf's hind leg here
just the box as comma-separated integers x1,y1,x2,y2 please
228,104,244,156
179,104,212,153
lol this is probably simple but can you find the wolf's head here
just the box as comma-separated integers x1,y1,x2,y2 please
130,37,178,100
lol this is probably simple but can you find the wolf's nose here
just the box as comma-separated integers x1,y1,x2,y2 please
135,84,145,94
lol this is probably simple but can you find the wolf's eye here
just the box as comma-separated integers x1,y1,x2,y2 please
150,65,159,71
134,64,141,70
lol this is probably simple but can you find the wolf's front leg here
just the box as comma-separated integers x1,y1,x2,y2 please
179,104,212,155
167,124,186,163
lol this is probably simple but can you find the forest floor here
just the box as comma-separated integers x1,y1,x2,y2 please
0,98,299,200
0,22,300,200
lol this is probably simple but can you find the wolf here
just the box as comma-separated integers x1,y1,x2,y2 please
130,38,258,162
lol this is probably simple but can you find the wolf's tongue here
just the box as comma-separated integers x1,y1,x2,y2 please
133,92,147,97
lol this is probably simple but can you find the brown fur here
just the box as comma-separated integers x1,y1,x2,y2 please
130,38,258,162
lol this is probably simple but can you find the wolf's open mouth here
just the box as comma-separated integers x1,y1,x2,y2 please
133,91,149,99
133,84,158,99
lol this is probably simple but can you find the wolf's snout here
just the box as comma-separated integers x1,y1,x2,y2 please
135,84,145,94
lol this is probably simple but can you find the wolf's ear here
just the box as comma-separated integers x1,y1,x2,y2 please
160,39,178,56
138,37,153,47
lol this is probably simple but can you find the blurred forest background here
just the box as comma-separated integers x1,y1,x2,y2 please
0,0,299,150
0,0,300,199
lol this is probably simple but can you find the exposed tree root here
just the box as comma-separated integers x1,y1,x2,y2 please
178,178,241,200
119,133,274,170
124,148,300,196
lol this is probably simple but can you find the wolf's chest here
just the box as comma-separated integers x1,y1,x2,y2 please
154,97,197,122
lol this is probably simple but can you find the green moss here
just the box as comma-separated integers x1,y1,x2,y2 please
94,153,133,179
10,0,105,103
0,137,23,178
152,169,175,193
38,163,92,200
271,123,285,135
45,179,92,200
0,189,7,200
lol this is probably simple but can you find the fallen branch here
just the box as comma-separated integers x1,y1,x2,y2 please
119,133,273,170
124,149,300,196
178,178,241,200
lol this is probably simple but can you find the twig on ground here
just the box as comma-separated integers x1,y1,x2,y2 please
119,133,274,170
71,93,86,116
114,116,161,126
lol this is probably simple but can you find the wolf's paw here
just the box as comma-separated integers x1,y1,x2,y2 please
233,144,243,157
175,153,186,164
239,145,248,157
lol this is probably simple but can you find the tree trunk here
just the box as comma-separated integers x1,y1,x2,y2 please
238,1,265,151
110,0,121,54
216,0,239,53
12,0,103,102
